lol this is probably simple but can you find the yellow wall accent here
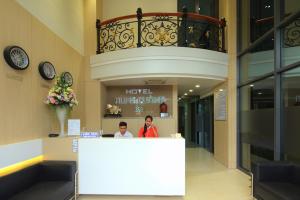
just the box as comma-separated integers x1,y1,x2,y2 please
0,155,44,177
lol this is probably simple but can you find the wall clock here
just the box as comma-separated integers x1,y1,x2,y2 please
3,46,30,70
38,61,56,80
61,71,73,86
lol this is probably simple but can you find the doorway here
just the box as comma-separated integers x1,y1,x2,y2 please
178,95,214,153
198,95,214,153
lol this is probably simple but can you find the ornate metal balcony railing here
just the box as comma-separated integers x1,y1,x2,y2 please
96,8,226,54
251,14,300,52
284,17,300,48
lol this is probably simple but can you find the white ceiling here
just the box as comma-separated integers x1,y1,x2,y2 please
102,77,224,97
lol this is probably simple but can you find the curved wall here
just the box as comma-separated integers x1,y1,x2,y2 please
90,47,228,81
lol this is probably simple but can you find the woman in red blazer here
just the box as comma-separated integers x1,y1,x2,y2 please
138,115,159,137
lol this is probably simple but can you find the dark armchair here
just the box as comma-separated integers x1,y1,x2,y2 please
252,161,300,200
0,161,77,200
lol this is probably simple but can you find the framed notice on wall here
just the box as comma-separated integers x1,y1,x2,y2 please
214,89,227,120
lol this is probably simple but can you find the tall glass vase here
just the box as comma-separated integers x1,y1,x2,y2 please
55,106,68,137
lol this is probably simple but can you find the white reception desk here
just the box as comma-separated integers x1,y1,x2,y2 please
78,138,185,196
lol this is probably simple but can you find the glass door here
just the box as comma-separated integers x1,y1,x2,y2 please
199,95,214,153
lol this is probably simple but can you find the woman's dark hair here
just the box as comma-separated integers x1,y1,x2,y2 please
145,115,153,121
143,115,153,137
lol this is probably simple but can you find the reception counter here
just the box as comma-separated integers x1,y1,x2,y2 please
78,138,185,196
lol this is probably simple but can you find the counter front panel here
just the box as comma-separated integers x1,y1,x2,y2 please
78,138,185,196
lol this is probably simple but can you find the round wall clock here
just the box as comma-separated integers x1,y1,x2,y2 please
38,61,56,80
61,72,73,86
3,46,30,70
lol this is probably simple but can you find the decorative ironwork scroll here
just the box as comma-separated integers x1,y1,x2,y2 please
96,9,226,54
99,21,136,53
141,16,179,47
284,18,300,47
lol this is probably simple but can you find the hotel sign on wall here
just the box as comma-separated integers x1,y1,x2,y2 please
106,86,172,117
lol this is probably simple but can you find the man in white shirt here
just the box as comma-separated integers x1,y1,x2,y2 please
114,121,133,138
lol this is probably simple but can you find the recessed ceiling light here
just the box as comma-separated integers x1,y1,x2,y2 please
250,84,254,87
184,93,188,96
219,89,224,92
195,85,200,88
189,89,193,92
258,92,262,95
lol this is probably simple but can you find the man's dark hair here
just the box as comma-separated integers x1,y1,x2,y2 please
119,121,127,127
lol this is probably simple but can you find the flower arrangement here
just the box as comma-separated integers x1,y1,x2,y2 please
106,104,121,115
45,75,78,108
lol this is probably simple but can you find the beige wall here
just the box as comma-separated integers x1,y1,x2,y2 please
83,0,102,130
101,85,178,136
213,0,237,168
0,0,84,145
219,0,228,51
88,0,180,134
102,118,177,137
101,0,177,20
43,137,78,161
105,85,173,117
100,0,230,21
96,0,103,20
227,0,237,169
16,0,84,55
172,85,178,130
285,0,300,13
1,0,238,169
213,82,229,167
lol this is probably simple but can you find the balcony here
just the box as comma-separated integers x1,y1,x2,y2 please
91,8,228,84
96,8,226,54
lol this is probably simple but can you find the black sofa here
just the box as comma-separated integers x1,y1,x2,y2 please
252,161,300,200
0,161,76,200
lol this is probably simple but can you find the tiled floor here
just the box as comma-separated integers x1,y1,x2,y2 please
79,148,253,200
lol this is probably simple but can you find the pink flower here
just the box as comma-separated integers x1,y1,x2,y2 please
50,97,56,104
45,74,78,107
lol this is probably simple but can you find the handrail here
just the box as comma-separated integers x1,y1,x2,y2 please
101,12,225,26
255,13,291,24
186,13,225,26
97,8,226,54
101,14,137,26
256,16,274,24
